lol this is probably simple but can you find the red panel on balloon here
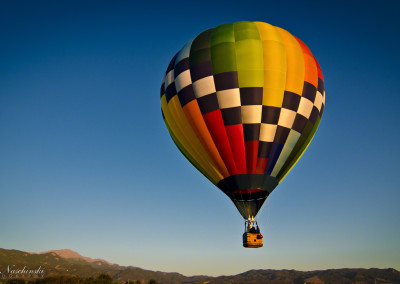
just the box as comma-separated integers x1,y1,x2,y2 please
255,158,268,175
203,110,238,175
245,140,259,174
225,124,247,174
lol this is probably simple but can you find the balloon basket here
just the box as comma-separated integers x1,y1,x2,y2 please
243,218,263,248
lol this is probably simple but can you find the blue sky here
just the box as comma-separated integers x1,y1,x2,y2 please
1,0,399,277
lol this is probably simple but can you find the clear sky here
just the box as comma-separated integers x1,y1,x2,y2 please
1,0,399,277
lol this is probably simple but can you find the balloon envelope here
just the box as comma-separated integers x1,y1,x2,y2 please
160,21,325,219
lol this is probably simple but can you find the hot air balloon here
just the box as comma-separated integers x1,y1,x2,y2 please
160,21,325,248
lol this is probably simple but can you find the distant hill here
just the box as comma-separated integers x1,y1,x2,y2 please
0,248,399,283
32,248,114,265
0,248,207,283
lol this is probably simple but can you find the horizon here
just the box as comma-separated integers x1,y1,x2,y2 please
1,247,399,277
1,0,399,277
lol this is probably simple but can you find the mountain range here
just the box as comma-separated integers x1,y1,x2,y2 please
0,248,399,283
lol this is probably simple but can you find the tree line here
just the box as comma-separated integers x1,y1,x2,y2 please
2,273,158,284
